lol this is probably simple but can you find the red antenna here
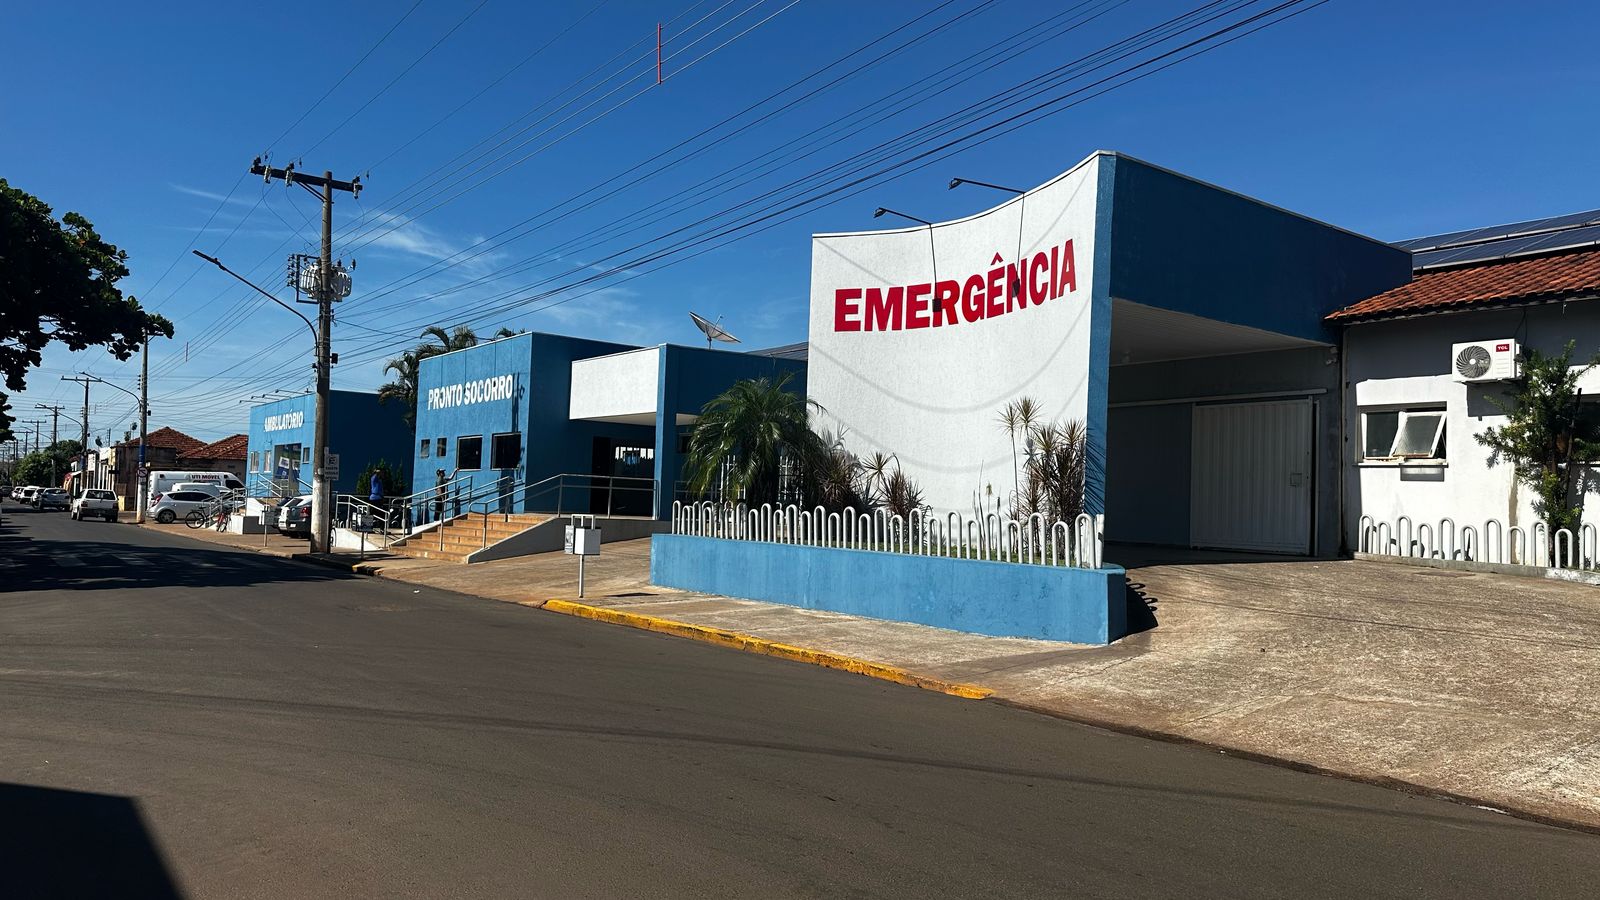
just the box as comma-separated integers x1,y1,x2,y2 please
656,22,662,84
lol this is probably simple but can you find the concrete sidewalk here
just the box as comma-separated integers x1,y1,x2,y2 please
150,522,1600,832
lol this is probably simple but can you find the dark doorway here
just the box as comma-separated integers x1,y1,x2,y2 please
590,437,653,516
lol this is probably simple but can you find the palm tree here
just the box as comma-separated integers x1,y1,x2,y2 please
377,324,514,430
683,373,824,507
378,351,421,429
418,324,480,358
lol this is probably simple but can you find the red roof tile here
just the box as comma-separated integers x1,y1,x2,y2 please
117,426,203,454
1327,247,1600,322
179,433,248,461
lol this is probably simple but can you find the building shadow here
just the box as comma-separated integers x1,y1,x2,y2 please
0,528,358,595
0,782,185,899
1105,541,1324,569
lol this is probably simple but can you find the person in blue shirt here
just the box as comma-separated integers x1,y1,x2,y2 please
369,471,383,505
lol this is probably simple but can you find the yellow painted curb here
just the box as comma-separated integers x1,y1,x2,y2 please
540,599,993,700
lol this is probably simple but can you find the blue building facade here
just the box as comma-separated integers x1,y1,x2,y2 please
412,332,807,519
245,390,413,498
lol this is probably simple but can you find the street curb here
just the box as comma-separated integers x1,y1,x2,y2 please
988,698,1600,837
288,553,386,576
536,598,993,700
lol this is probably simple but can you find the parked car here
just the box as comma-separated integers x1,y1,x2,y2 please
277,495,313,537
170,482,224,498
17,486,41,505
37,488,70,511
71,489,120,522
149,489,227,524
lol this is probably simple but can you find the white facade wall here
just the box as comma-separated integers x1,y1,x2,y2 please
807,155,1102,515
569,346,662,422
1343,301,1600,544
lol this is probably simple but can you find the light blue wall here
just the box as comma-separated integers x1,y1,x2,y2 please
651,535,1129,644
245,390,409,496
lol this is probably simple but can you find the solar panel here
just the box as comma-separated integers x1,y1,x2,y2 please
1400,209,1600,269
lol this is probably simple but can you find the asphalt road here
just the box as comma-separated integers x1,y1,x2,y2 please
1,502,1595,899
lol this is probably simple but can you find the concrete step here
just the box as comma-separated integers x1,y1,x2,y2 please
390,514,553,562
391,546,474,562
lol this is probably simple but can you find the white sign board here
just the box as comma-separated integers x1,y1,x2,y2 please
324,452,340,481
564,524,601,555
806,154,1103,514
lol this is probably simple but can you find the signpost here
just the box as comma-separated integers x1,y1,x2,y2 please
564,514,601,598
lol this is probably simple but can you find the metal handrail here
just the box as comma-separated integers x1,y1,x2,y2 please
465,473,658,548
334,493,406,559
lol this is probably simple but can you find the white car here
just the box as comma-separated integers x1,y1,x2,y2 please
149,488,227,524
18,486,41,505
71,489,120,522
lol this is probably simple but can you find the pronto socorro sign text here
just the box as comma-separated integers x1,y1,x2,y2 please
426,374,517,411
833,240,1077,332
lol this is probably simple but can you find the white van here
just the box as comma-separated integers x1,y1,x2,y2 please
147,471,245,498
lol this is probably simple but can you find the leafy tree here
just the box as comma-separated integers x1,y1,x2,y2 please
683,373,826,507
13,439,82,488
0,179,172,436
1476,341,1600,537
355,458,407,500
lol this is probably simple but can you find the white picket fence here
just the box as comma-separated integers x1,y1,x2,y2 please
1358,515,1599,571
671,501,1103,569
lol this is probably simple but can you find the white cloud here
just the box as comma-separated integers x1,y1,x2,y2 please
169,183,255,206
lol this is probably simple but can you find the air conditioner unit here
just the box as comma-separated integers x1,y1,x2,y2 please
1451,339,1520,382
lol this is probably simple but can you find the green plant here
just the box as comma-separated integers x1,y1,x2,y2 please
683,373,825,507
996,397,1089,524
805,429,871,512
1475,341,1600,536
355,458,407,500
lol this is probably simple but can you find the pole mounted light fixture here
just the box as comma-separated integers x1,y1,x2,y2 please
872,207,933,226
949,177,1025,194
871,207,943,313
192,250,319,343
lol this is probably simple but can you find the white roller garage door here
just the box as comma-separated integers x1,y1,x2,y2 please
1190,399,1312,554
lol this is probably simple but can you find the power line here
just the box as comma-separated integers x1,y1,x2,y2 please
136,0,1330,430
265,0,428,153
298,0,494,157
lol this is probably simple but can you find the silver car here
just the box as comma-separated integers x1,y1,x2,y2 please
149,489,226,524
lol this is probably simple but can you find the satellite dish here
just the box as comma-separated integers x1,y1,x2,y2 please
690,311,741,349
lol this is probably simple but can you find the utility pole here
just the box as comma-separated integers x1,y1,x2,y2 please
249,158,360,553
81,368,150,517
62,375,93,494
139,336,150,521
34,404,63,487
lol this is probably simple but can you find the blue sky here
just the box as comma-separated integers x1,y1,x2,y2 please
5,0,1596,442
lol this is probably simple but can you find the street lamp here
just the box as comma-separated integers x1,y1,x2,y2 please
951,177,1029,302
948,177,1024,195
872,207,932,226
872,208,942,314
193,249,329,551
